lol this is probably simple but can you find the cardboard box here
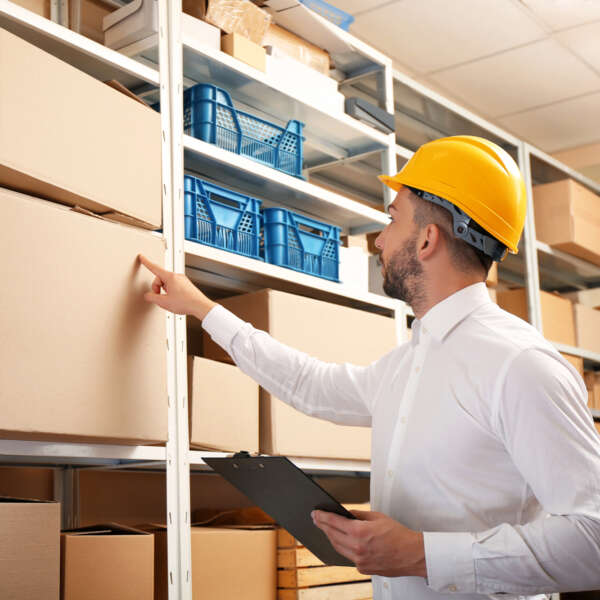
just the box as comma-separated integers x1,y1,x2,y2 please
563,288,600,309
70,0,115,44
0,497,60,600
11,0,50,18
561,353,584,378
183,0,207,19
0,467,55,501
262,23,330,75
573,304,600,355
533,179,600,267
149,525,276,600
595,421,600,436
206,0,271,44
77,470,256,527
0,29,161,230
203,289,397,459
188,356,259,453
487,262,498,287
0,189,167,444
222,32,267,72
497,288,576,346
61,524,154,600
584,372,600,410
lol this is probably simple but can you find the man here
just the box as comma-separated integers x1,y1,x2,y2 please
139,136,600,597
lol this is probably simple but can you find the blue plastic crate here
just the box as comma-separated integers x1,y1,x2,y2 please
262,208,341,282
184,175,262,260
299,0,354,30
184,84,305,178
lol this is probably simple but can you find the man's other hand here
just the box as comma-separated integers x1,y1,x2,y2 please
312,509,427,578
138,254,216,320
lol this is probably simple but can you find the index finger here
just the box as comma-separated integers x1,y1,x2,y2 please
138,254,168,279
312,510,357,535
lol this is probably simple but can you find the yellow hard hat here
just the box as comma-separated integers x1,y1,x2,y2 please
379,135,526,259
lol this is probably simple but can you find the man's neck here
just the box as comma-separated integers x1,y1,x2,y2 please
412,275,485,320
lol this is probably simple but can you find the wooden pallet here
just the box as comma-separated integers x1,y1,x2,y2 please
278,546,325,568
278,566,370,588
277,581,372,600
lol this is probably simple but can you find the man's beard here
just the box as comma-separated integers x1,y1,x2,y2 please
380,233,425,308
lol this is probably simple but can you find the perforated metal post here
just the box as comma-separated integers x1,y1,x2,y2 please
519,142,543,333
158,0,193,598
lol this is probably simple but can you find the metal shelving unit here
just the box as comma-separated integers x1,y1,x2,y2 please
2,1,599,599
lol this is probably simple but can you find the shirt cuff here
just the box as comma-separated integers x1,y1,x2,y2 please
201,304,246,354
423,531,476,593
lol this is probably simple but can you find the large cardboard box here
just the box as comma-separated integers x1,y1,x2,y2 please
533,179,600,267
497,288,576,346
0,189,167,444
573,304,600,355
202,289,397,459
0,467,55,501
0,497,60,600
61,524,154,600
149,525,277,600
0,29,161,229
222,32,267,72
188,356,259,453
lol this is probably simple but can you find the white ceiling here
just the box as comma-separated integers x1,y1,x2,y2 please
330,0,600,155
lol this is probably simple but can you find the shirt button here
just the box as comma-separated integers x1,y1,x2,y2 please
387,469,394,478
400,416,407,424
449,585,457,592
383,581,389,590
415,366,420,373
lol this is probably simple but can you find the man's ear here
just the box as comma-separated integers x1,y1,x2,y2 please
417,224,441,261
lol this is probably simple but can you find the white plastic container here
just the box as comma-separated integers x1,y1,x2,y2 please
103,0,220,51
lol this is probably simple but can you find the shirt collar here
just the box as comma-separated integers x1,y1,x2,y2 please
417,282,492,342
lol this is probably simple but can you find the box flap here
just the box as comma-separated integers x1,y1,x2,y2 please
0,495,57,504
193,506,275,527
63,522,152,536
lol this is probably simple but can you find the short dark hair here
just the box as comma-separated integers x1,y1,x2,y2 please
407,190,494,277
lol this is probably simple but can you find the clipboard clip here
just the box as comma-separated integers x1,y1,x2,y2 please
233,450,251,459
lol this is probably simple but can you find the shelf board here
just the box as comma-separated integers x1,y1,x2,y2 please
553,342,600,365
536,242,600,288
120,34,390,162
184,240,397,315
0,439,166,466
1,1,159,88
188,451,370,474
183,136,388,233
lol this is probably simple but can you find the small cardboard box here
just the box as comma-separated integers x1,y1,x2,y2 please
70,0,116,44
61,524,154,600
533,179,600,267
0,497,60,600
497,288,576,346
202,289,397,459
148,525,277,600
561,353,584,378
0,29,161,229
262,23,329,75
206,0,271,44
0,188,167,444
188,356,259,453
574,304,600,355
222,32,267,72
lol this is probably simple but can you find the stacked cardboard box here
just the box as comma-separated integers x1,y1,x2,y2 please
0,497,60,599
202,289,397,459
533,179,600,267
61,524,154,599
0,31,167,445
572,303,600,355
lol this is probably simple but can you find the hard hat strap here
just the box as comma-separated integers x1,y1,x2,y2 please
408,187,509,262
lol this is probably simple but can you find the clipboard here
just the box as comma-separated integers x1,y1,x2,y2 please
203,453,357,566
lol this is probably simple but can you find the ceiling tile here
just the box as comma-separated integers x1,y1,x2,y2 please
428,39,600,118
349,0,545,74
520,0,600,31
498,92,600,152
555,21,600,74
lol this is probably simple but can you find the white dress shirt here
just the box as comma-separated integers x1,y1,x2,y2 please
202,282,600,599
